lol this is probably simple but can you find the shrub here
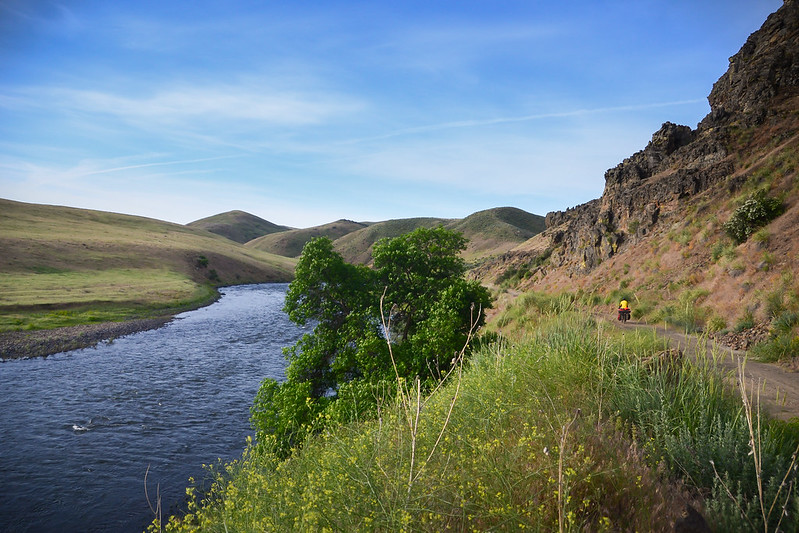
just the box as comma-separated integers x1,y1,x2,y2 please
774,311,799,335
575,289,601,307
706,314,727,333
752,311,799,363
751,334,799,363
650,304,676,326
650,290,709,333
761,251,775,271
723,190,784,244
675,228,693,246
765,288,786,320
735,311,756,333
753,228,770,245
711,241,737,263
632,300,655,321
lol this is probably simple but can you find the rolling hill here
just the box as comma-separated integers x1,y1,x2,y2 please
0,199,296,331
240,207,546,265
332,217,452,264
187,210,291,243
247,219,369,257
449,207,546,261
0,198,547,337
332,208,546,265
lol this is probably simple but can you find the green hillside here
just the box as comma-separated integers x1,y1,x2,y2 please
448,207,546,260
187,210,291,243
333,217,451,264
330,208,546,265
247,219,368,257
0,199,296,331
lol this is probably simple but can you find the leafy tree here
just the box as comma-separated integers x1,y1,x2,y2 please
374,226,491,379
251,227,491,457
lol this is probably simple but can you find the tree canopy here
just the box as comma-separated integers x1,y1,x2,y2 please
251,226,492,457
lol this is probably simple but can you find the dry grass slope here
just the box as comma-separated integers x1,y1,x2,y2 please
246,219,368,257
0,199,296,332
187,210,291,243
331,208,546,265
333,217,452,264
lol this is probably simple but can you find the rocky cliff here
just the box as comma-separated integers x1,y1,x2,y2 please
482,0,799,280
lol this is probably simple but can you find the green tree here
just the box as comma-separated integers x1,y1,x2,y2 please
374,226,491,379
251,227,491,457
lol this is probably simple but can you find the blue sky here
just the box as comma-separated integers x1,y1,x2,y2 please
0,1,782,228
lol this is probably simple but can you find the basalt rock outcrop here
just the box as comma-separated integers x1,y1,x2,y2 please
703,0,799,129
527,0,799,275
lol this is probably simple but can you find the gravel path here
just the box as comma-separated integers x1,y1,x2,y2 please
618,320,799,422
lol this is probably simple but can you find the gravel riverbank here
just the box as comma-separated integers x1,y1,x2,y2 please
0,318,173,360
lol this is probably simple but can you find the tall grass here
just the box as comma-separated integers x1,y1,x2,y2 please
751,277,799,363
154,294,799,532
649,288,711,334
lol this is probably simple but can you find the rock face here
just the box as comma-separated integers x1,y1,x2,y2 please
704,0,799,128
540,0,799,273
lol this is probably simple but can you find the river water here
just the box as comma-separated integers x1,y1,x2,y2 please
0,283,305,533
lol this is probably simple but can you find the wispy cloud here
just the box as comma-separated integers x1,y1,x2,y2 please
1,1,778,228
345,99,705,143
69,154,248,177
0,1,82,32
2,83,364,126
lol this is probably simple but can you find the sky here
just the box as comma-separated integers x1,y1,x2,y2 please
0,0,783,228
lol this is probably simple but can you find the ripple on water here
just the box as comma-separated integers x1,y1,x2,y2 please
0,283,303,533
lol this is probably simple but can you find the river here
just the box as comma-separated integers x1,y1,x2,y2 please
0,283,305,533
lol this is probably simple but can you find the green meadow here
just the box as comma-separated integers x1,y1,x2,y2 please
0,268,216,331
0,268,198,307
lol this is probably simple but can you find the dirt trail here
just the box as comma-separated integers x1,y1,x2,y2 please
617,319,799,422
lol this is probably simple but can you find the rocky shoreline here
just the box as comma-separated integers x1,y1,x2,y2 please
0,318,173,360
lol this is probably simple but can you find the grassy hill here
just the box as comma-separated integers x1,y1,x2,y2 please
247,219,368,257
449,207,546,261
333,217,452,264
187,210,291,243
332,209,546,265
0,200,547,336
0,199,296,331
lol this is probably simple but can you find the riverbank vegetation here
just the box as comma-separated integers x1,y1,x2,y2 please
251,227,491,458
155,290,799,532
